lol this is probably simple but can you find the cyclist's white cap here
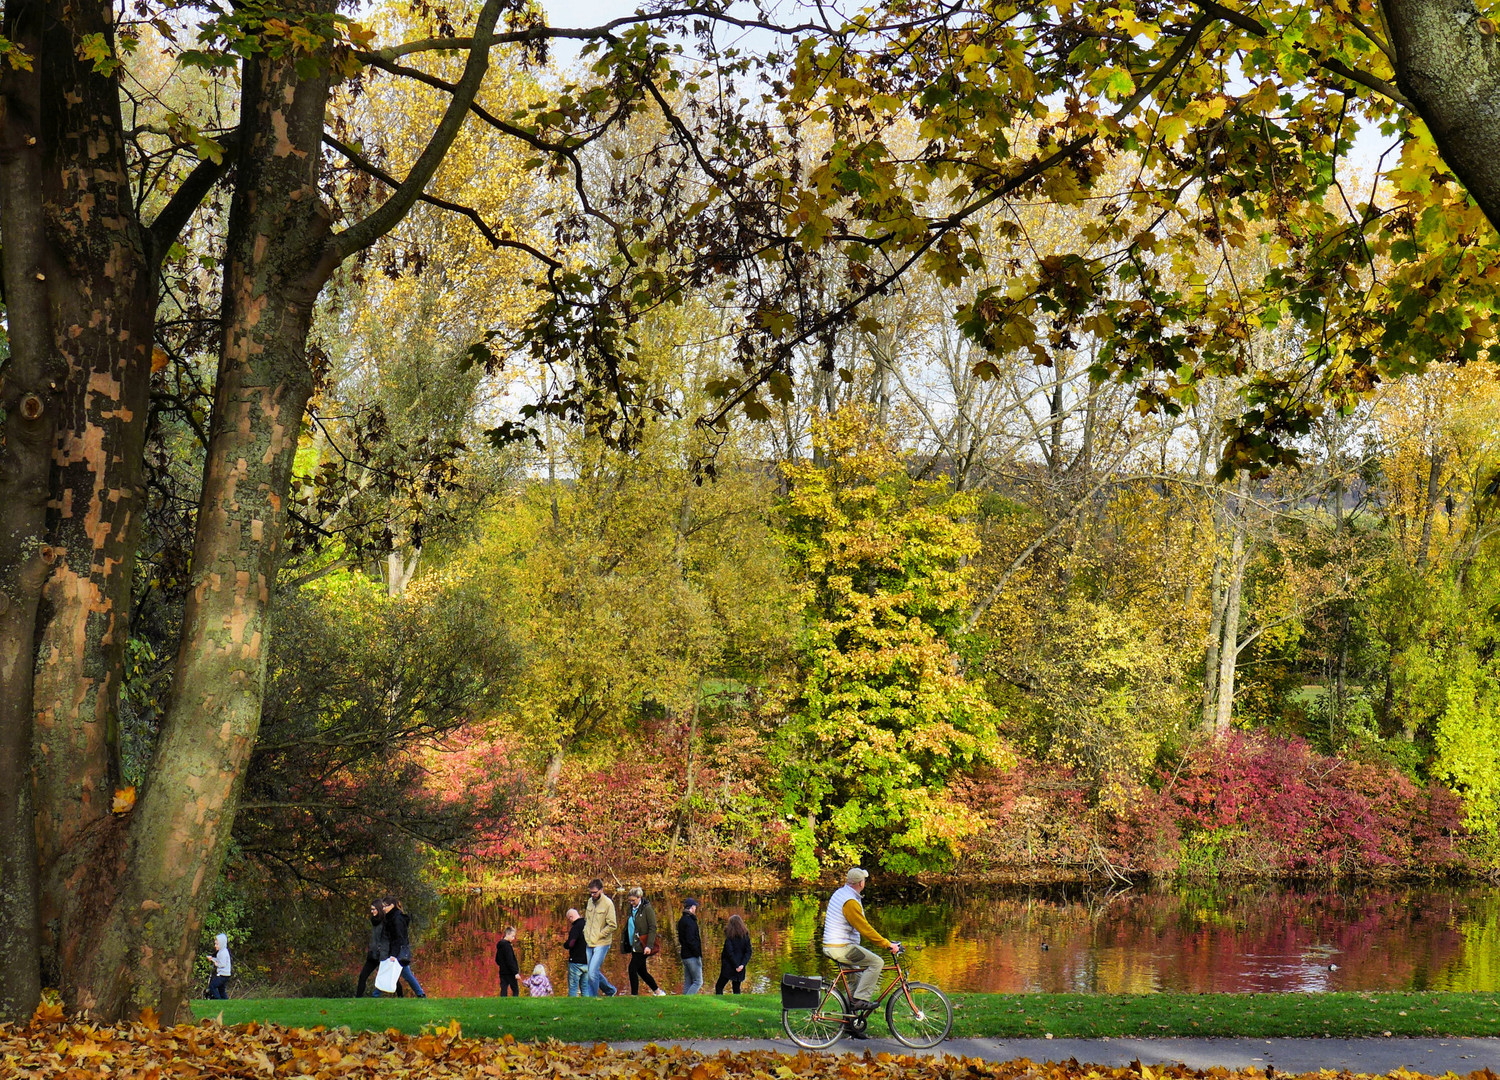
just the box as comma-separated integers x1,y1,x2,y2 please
846,867,869,884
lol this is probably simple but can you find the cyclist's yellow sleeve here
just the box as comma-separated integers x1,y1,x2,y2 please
842,898,891,948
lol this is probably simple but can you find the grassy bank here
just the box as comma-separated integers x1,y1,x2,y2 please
192,991,1500,1041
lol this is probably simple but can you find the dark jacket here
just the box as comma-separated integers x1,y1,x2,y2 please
495,938,520,977
676,912,702,959
720,933,751,972
621,898,658,954
386,909,413,963
564,917,588,965
367,913,393,961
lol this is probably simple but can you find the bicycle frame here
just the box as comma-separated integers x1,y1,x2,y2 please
818,950,921,1020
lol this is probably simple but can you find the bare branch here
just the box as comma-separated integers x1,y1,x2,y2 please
327,0,507,265
322,132,562,269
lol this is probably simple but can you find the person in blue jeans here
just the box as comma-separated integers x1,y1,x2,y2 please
583,879,618,996
563,908,590,996
376,897,427,998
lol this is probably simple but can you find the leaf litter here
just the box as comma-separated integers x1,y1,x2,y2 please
1,1004,1487,1080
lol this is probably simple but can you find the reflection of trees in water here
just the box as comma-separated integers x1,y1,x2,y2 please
409,885,1500,997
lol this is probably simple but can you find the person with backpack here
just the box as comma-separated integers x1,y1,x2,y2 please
620,886,664,995
677,899,703,995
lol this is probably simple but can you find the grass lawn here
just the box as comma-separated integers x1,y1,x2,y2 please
191,991,1500,1042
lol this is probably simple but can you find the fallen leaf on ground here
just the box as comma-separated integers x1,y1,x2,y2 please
0,1008,1477,1080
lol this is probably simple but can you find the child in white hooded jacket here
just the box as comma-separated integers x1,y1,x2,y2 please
207,934,232,999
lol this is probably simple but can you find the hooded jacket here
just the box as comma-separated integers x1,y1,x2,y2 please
213,933,232,977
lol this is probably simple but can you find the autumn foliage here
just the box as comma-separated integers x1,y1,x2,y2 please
951,735,1471,881
0,1010,1477,1080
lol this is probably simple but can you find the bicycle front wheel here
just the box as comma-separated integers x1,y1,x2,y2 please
783,984,848,1049
885,982,952,1048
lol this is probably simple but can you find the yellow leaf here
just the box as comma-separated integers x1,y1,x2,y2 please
112,786,136,813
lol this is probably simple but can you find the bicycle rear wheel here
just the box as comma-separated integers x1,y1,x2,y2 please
783,984,848,1049
885,982,952,1048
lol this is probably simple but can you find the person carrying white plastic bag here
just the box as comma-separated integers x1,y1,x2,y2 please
375,956,403,994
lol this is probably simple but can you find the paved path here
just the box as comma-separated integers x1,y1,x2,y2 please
614,1037,1500,1074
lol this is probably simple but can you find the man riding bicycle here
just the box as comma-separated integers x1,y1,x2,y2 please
821,867,901,1025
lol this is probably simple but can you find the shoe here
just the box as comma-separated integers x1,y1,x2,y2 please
852,999,878,1014
846,1028,869,1040
655,988,666,996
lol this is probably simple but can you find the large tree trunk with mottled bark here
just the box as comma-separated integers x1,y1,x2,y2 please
0,6,57,1021
78,33,337,1021
71,0,506,1019
26,0,160,999
1384,0,1500,231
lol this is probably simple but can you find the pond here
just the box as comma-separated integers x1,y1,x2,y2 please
409,883,1500,997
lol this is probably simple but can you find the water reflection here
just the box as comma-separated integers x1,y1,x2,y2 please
412,884,1500,998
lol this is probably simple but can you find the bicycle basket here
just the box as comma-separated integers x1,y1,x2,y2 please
780,974,824,1009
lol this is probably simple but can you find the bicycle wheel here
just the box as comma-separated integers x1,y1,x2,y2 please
884,982,952,1048
783,983,849,1049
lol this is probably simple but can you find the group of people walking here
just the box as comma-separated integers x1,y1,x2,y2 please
208,866,890,1006
539,879,753,997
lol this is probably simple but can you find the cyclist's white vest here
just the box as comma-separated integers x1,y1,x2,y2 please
823,884,864,946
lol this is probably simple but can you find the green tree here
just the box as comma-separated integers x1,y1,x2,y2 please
775,409,1008,878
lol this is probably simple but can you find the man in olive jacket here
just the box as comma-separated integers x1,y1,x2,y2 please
620,886,663,995
583,879,619,997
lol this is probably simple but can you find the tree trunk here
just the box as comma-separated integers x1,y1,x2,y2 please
1384,0,1500,231
0,21,59,1019
67,0,504,1019
1201,549,1225,729
386,547,421,597
78,34,337,1021
669,682,703,854
28,0,159,995
1415,447,1445,570
543,749,566,795
1214,475,1250,733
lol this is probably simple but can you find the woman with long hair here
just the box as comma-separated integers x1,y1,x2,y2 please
715,914,752,994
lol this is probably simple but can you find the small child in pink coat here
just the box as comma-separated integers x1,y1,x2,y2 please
524,963,554,996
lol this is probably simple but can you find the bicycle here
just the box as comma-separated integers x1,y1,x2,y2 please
780,944,953,1050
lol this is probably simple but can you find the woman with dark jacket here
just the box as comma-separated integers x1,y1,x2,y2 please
715,914,752,994
382,897,427,998
355,901,391,997
620,886,664,995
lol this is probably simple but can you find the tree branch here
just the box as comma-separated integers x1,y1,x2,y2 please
322,132,561,268
327,0,507,264
146,151,234,267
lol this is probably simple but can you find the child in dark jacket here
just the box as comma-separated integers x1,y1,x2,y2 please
715,914,752,994
495,926,520,996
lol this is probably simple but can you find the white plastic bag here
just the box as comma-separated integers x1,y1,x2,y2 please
375,957,402,994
